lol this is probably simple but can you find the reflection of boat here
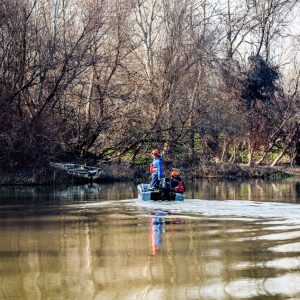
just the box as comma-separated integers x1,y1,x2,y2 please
150,216,164,255
149,210,185,255
137,183,184,201
50,162,102,181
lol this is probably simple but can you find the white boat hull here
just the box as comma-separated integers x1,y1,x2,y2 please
137,184,185,201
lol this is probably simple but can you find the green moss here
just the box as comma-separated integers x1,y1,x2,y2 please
133,156,148,165
104,149,117,157
238,150,248,163
272,171,294,179
120,150,133,163
194,133,202,153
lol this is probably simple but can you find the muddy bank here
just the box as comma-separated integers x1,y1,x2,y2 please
0,163,297,185
188,163,297,179
0,163,145,185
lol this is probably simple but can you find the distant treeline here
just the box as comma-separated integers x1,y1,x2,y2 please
0,0,299,169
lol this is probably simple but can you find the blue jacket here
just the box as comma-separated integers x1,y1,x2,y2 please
151,156,163,178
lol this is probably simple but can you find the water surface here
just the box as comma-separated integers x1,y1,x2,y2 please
1,178,300,299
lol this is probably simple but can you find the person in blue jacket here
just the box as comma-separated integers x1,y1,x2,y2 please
149,149,163,190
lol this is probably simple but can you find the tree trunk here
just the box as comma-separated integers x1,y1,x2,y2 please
271,140,292,167
256,139,278,165
188,130,195,163
272,131,297,167
295,129,300,165
271,148,287,167
247,140,254,166
162,101,171,157
295,141,300,165
86,69,95,122
255,153,267,165
220,139,229,162
228,141,239,163
130,146,140,166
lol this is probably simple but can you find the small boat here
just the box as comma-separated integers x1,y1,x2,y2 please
50,162,102,181
137,183,185,201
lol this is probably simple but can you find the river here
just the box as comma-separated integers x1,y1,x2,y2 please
1,178,300,299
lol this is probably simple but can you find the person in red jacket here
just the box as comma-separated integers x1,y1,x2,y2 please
170,170,185,193
149,149,163,190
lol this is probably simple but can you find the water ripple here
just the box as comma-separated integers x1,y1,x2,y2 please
269,242,300,253
129,199,300,222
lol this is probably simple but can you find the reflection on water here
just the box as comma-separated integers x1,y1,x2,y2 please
0,178,300,299
0,182,137,205
1,177,300,206
187,177,300,203
149,210,185,256
149,212,165,256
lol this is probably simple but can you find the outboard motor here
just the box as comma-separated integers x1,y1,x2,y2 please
159,178,172,200
159,177,171,191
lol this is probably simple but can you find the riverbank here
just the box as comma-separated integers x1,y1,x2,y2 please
0,163,140,185
189,163,299,179
0,162,299,185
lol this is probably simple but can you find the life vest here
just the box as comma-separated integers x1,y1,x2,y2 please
175,181,185,193
150,156,163,177
150,164,156,173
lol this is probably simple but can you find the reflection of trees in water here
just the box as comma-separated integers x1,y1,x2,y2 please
1,180,300,298
1,179,299,204
295,182,300,203
0,215,96,299
1,206,300,298
188,178,300,203
0,182,137,204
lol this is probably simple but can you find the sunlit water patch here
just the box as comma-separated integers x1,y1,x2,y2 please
127,198,300,221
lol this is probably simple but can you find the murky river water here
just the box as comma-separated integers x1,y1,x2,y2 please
1,178,300,299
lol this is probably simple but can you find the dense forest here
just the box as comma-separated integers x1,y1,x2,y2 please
0,0,299,170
